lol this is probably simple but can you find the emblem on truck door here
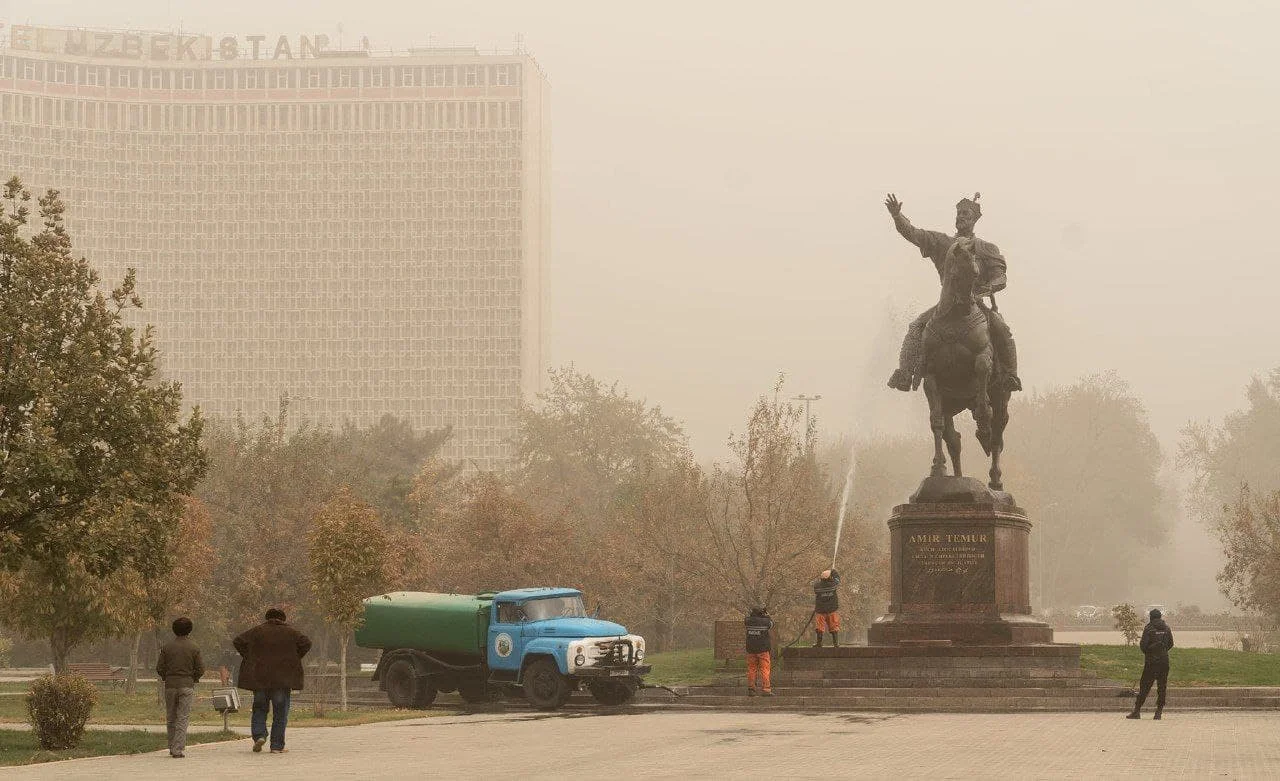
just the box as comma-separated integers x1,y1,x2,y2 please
495,633,513,658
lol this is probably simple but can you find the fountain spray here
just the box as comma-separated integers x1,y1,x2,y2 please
831,440,857,569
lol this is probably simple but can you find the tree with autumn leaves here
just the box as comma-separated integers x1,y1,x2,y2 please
307,488,389,711
1182,370,1280,622
0,179,206,672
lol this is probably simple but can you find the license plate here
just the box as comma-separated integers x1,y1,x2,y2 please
610,670,630,677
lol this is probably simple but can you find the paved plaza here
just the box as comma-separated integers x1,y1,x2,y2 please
4,709,1278,779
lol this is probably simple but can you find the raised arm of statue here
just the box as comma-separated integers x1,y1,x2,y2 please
885,193,950,262
884,193,922,246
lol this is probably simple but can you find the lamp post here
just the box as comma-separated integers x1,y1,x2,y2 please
793,394,822,446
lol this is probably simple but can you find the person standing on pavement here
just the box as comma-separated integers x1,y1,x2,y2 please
744,606,774,697
234,608,312,753
156,617,204,759
812,569,841,647
1127,608,1175,720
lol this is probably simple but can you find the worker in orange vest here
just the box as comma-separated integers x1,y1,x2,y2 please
744,606,774,696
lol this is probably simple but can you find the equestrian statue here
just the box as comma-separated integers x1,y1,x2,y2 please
884,192,1021,491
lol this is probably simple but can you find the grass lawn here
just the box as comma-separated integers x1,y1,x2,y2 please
645,648,719,686
0,728,237,767
0,682,447,727
1079,645,1280,686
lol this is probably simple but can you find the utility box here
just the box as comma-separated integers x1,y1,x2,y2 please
211,687,240,714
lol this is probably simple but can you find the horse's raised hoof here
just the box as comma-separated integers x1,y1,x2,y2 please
975,429,993,456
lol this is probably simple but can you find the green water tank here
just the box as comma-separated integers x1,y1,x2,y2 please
355,591,493,657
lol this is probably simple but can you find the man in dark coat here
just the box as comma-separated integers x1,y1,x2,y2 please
812,568,841,647
744,606,774,696
234,608,312,753
156,616,204,758
1127,608,1175,720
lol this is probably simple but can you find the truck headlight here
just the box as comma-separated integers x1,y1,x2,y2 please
635,646,644,661
575,652,586,666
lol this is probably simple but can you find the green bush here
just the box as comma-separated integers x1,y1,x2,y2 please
25,675,98,750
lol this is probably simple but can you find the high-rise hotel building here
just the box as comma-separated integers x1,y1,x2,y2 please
0,25,549,467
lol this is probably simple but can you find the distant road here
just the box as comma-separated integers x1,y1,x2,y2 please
1054,629,1228,648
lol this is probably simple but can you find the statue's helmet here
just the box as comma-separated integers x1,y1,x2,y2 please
955,192,982,219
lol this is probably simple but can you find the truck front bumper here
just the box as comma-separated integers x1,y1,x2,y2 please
572,664,652,679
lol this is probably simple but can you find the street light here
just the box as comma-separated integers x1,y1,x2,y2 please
793,394,822,442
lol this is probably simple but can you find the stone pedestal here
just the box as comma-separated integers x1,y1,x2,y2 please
867,476,1053,645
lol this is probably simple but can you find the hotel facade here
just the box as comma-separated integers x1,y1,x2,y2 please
0,25,550,467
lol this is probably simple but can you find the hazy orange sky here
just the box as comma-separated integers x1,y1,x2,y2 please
17,0,1279,607
20,0,1279,460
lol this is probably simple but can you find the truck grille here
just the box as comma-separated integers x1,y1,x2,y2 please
586,639,635,667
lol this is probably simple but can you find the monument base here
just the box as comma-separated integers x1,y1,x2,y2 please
867,477,1052,646
867,613,1053,645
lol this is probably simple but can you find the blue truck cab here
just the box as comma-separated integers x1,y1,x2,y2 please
488,587,651,708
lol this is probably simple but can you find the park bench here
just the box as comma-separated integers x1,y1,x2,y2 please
67,662,127,688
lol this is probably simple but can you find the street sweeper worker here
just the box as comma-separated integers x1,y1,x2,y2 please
744,606,774,696
812,568,841,647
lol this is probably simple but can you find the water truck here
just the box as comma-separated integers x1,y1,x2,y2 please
354,588,650,710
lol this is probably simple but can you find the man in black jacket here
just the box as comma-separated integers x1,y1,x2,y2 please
744,606,774,696
812,569,841,647
1127,608,1175,720
234,608,313,753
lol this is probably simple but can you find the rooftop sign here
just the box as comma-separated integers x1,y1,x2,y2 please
9,25,346,62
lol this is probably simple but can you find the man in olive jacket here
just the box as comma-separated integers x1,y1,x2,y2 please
234,608,312,753
156,617,204,758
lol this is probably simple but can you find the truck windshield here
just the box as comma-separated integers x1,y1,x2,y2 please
522,596,587,622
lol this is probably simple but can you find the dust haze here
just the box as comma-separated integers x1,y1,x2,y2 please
20,0,1279,608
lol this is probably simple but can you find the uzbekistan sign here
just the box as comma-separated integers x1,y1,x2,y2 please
9,25,346,62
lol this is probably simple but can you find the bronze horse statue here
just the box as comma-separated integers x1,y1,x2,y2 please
920,237,1011,491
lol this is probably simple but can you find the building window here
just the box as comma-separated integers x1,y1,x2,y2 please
306,68,321,88
244,69,261,89
336,68,352,88
494,65,511,86
274,69,289,88
429,66,451,87
369,67,385,87
150,70,164,89
464,66,480,86
213,70,227,89
22,60,37,80
52,63,68,83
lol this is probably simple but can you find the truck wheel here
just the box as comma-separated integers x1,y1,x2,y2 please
588,680,637,706
523,658,570,710
457,679,490,704
384,659,421,709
